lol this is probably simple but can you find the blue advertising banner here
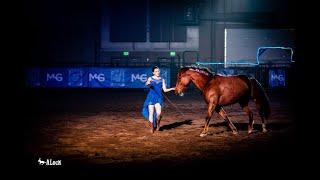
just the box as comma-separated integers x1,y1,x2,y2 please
269,69,285,88
25,67,171,88
26,68,41,87
42,68,68,87
68,68,85,87
120,67,170,88
87,67,110,88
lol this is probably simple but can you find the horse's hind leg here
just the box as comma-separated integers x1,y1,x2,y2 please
241,105,254,134
253,102,267,133
216,106,238,134
239,97,254,134
260,115,267,133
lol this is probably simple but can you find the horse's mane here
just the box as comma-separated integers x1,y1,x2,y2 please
181,65,215,77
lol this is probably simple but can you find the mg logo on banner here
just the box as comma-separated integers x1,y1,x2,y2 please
42,68,67,87
131,74,147,82
46,73,63,82
127,68,170,88
89,73,105,82
269,69,285,88
87,68,109,88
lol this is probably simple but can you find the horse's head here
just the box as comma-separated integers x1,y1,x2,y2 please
175,68,191,96
175,66,214,95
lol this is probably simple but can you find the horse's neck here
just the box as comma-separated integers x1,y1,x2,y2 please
190,73,211,91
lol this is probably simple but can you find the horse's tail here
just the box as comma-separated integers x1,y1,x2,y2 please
250,78,271,119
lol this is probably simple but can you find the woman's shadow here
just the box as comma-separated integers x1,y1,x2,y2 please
159,119,193,131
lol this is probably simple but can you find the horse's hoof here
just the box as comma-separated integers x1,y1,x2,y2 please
248,130,253,134
262,128,268,133
156,127,160,131
200,133,207,137
232,131,239,135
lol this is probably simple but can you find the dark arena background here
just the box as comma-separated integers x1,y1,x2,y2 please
10,0,313,178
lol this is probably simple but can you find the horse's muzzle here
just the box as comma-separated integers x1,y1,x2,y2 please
175,89,184,96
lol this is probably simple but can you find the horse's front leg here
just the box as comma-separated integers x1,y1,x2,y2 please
200,102,216,137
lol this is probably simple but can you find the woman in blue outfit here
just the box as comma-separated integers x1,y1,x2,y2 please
142,66,175,133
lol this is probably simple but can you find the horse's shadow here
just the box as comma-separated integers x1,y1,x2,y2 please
159,119,193,131
210,121,293,132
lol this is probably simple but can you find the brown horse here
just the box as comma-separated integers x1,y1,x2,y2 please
175,66,270,137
